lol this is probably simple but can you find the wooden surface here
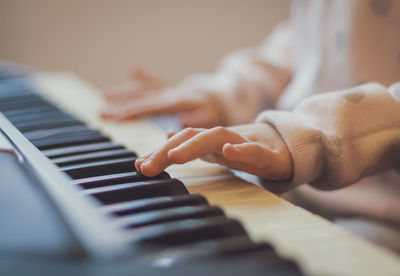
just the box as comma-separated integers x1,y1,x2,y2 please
33,72,400,276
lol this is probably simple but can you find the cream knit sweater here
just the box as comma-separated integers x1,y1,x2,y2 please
178,0,400,229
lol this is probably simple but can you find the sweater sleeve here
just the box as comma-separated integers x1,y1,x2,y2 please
178,21,293,126
256,82,400,192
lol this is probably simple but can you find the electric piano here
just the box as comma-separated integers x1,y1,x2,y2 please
1,69,399,276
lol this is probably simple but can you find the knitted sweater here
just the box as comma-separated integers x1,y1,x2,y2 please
178,0,400,226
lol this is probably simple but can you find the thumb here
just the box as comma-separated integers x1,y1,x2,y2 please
222,142,274,167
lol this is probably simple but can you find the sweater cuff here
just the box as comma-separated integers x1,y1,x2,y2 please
256,110,324,191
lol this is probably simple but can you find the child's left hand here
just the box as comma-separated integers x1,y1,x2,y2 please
135,123,293,181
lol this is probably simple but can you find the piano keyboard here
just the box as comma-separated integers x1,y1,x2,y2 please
0,76,303,275
1,72,400,276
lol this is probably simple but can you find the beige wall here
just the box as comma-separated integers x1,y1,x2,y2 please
0,0,289,88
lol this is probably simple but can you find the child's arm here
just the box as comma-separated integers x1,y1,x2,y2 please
102,22,292,127
137,82,400,194
257,82,400,192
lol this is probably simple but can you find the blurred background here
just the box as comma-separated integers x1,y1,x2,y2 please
0,0,289,89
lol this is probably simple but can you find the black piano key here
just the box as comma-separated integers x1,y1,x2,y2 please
2,105,59,117
14,113,79,126
0,98,54,111
0,85,33,98
25,125,102,139
0,93,43,102
8,108,74,121
53,149,136,167
0,88,37,97
0,92,33,99
33,132,110,150
188,236,273,256
0,94,46,105
73,171,169,189
101,194,208,216
24,125,90,140
0,92,35,101
62,157,138,179
84,178,188,204
166,237,304,275
73,171,168,189
149,236,273,261
16,117,83,132
5,110,74,124
42,142,126,158
13,115,77,128
115,205,224,229
0,90,42,98
131,217,247,245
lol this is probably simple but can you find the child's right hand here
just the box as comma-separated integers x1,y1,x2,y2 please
135,123,293,182
101,68,225,128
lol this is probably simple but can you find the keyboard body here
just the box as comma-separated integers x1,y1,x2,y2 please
0,71,399,276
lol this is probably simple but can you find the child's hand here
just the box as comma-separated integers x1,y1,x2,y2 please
101,68,224,128
102,68,167,103
135,123,293,181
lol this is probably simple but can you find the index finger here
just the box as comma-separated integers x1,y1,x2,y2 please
138,127,205,176
167,126,248,164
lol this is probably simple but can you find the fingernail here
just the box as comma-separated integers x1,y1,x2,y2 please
135,156,146,167
136,156,145,162
223,143,234,149
142,159,151,168
135,162,141,172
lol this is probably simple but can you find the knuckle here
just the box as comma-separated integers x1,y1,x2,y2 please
183,127,197,136
159,144,170,153
211,126,227,135
168,150,187,164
